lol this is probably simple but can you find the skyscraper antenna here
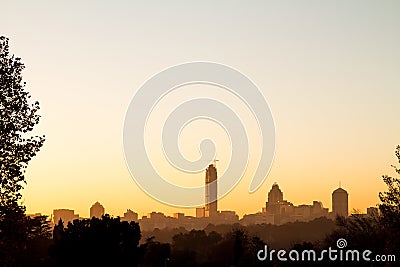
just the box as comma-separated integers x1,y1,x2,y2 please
213,158,219,168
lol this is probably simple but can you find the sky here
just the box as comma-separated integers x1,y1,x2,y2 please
1,1,400,218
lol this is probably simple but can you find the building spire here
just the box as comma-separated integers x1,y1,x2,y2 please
213,158,219,168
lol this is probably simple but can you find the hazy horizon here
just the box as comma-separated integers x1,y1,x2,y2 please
36,180,373,220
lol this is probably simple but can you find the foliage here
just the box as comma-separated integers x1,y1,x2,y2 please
325,213,385,251
0,201,26,266
170,229,266,267
19,215,53,266
379,145,400,225
0,36,45,206
51,215,141,266
0,35,45,267
321,146,400,267
25,215,52,240
139,236,171,267
378,145,400,263
0,213,53,266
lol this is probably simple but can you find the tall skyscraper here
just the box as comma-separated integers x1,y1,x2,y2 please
90,201,105,219
205,164,218,217
332,187,348,217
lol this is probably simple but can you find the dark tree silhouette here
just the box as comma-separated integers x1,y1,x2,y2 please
170,228,268,267
18,215,53,266
0,36,45,267
378,145,400,263
51,215,141,266
172,229,223,266
320,146,400,267
379,145,400,224
139,236,171,267
25,215,52,240
324,214,385,258
0,36,45,206
211,229,266,267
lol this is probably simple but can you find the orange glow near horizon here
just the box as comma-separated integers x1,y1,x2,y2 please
0,1,398,220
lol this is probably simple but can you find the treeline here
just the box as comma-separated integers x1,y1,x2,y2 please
142,217,335,249
1,211,398,267
0,215,336,266
140,211,399,267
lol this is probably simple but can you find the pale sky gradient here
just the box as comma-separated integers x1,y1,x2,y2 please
1,1,400,218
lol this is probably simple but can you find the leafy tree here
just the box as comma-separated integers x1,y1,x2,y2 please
19,215,53,266
322,146,400,267
379,145,400,224
171,228,267,267
25,215,52,240
0,201,26,267
139,236,171,267
0,36,45,206
0,36,45,266
324,213,385,253
212,229,266,267
51,215,141,266
378,145,400,262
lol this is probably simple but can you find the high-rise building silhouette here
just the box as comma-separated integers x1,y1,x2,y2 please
332,187,348,217
90,201,105,219
205,164,218,217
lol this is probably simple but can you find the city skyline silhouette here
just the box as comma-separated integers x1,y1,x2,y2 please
44,165,377,231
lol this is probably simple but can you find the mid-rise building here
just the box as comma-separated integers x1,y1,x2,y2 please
90,202,105,219
367,206,378,217
265,183,329,224
122,209,138,222
196,207,205,218
53,209,79,225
